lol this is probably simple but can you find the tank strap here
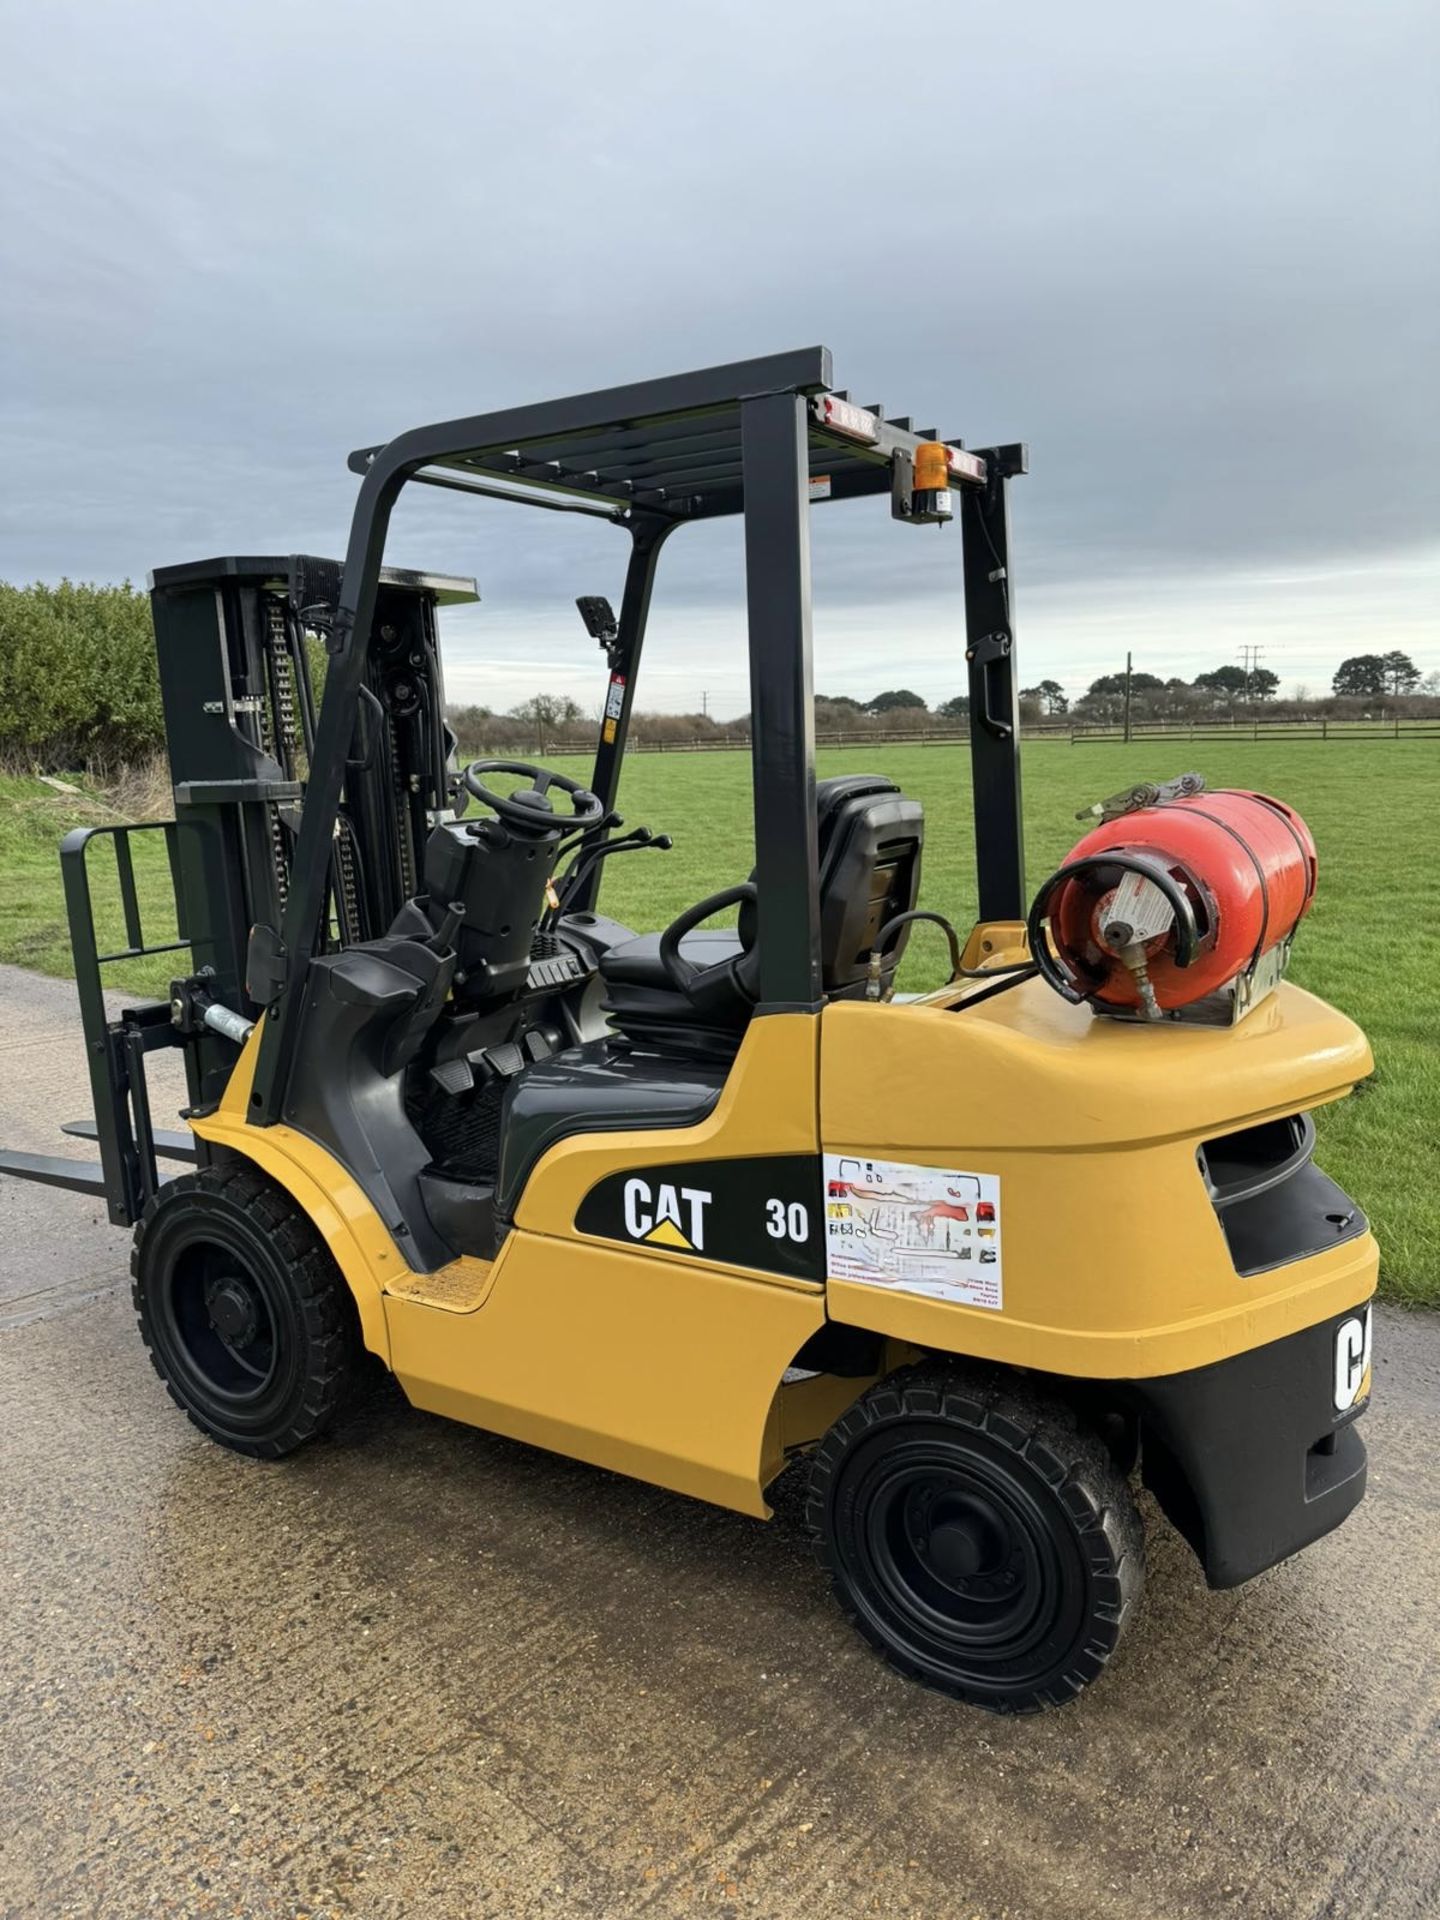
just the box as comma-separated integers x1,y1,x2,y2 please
1177,799,1272,970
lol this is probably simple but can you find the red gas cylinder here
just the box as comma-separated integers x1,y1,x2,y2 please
1029,788,1318,1018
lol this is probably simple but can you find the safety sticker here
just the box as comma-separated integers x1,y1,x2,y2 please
823,1154,1003,1310
808,475,832,500
604,675,627,720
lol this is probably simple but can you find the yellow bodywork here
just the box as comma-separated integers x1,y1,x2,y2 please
822,975,1376,1377
195,1015,833,1515
191,930,1377,1518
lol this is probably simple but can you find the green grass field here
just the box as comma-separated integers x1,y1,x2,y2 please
2,740,1435,1304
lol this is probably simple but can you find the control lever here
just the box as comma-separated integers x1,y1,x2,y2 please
547,828,672,924
428,898,467,955
556,809,623,862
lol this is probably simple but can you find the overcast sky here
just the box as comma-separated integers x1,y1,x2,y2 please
2,1,1436,717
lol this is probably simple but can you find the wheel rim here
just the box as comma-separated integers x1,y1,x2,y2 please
169,1247,279,1400
837,1427,1090,1696
148,1216,301,1430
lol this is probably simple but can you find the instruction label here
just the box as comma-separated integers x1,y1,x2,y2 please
1105,870,1175,943
823,1154,1003,1310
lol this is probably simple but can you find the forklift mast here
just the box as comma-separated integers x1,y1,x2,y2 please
148,555,477,1022
1,554,476,1228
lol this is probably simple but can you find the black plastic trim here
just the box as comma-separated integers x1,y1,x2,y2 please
1198,1112,1316,1207
1126,1305,1371,1587
497,1041,726,1220
1215,1162,1367,1277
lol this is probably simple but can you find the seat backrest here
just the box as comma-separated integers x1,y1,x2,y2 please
814,775,924,994
735,774,923,996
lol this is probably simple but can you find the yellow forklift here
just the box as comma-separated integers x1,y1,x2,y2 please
0,349,1377,1712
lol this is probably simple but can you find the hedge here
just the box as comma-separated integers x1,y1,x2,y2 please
0,580,164,772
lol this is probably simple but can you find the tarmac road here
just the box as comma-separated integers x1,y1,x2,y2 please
0,959,1436,1920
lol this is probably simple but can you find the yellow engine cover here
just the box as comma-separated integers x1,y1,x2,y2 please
817,976,1377,1377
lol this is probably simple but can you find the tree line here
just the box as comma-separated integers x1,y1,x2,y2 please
451,651,1437,752
1061,651,1432,725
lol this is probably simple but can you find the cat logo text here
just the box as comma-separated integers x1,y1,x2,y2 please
623,1179,712,1253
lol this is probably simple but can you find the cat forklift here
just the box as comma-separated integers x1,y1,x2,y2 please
0,348,1377,1713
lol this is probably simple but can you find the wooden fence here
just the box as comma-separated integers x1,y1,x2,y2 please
464,717,1440,758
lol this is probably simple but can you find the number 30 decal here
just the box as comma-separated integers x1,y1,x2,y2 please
765,1198,810,1242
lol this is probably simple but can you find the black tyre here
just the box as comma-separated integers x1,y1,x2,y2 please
131,1163,362,1458
807,1366,1144,1713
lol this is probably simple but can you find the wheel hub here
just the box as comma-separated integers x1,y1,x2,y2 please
206,1276,259,1348
927,1517,994,1582
912,1489,1013,1590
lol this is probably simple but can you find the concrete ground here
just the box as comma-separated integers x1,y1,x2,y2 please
0,960,1436,1920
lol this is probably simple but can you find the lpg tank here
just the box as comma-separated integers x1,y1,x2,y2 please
1028,785,1318,1020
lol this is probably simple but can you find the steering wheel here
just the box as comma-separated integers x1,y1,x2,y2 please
461,758,605,831
658,883,756,990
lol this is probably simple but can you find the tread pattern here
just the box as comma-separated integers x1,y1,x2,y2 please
805,1362,1145,1713
131,1162,362,1458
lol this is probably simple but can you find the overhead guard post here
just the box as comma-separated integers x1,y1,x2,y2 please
963,446,1028,922
574,512,677,912
741,390,823,1011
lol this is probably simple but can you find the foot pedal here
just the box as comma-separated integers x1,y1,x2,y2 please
477,1039,527,1078
429,1056,475,1097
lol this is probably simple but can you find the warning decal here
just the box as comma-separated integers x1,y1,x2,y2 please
823,1154,1003,1310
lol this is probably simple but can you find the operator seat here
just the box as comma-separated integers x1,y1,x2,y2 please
599,774,924,1060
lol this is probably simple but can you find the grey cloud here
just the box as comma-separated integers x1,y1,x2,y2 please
1,0,1436,711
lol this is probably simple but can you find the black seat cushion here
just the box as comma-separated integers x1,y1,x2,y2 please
600,927,743,992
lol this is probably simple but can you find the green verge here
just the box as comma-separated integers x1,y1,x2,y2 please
1,740,1435,1304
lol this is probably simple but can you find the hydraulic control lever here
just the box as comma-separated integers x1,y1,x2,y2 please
427,898,467,956
555,809,623,863
547,827,672,924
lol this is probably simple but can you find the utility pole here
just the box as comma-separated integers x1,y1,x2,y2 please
701,689,708,718
1123,650,1133,744
1239,643,1264,706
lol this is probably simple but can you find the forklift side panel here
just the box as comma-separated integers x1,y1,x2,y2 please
384,1232,824,1517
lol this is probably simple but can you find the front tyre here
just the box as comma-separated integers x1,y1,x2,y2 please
807,1366,1144,1713
131,1163,362,1458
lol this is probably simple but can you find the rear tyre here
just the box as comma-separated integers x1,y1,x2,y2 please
806,1365,1144,1713
131,1163,362,1458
